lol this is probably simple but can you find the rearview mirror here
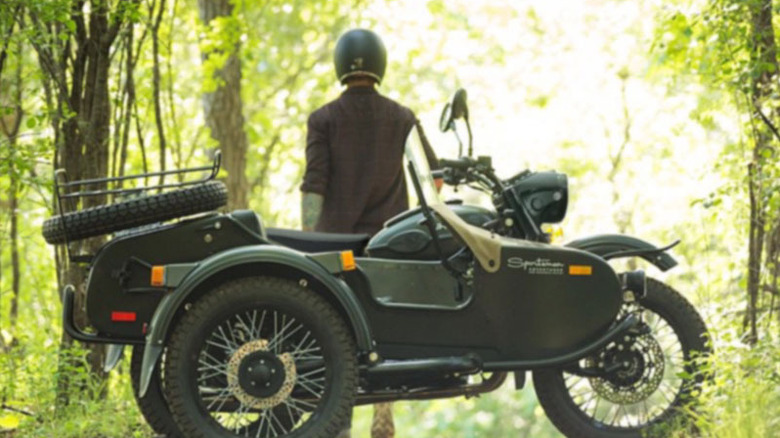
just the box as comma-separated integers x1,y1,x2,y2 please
439,88,469,132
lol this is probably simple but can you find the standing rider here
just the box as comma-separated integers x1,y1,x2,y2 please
300,28,440,438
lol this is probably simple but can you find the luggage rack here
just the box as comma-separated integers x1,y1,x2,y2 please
53,152,222,262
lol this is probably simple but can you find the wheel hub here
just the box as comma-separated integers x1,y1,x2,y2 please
238,351,286,398
227,339,297,409
590,333,664,404
605,349,646,386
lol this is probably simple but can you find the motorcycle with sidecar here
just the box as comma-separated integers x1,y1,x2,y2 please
43,89,710,438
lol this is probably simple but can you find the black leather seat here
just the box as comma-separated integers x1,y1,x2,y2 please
266,228,370,255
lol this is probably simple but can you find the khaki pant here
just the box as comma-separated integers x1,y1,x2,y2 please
370,402,395,438
337,402,395,438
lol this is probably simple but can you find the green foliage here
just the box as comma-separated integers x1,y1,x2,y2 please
1,0,779,436
684,333,780,437
2,344,154,437
351,380,561,438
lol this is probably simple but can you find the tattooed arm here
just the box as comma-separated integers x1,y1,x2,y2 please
301,192,324,231
301,111,329,231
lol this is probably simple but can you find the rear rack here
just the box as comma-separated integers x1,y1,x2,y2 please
53,152,222,261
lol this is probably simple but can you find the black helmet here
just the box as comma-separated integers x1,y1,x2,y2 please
334,29,387,84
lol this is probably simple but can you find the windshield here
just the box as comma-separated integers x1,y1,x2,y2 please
404,125,503,273
404,126,441,207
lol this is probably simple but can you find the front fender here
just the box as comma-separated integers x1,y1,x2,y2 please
565,234,678,272
139,244,373,397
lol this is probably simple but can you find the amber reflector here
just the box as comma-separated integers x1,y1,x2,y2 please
569,265,593,276
340,250,356,271
151,266,165,286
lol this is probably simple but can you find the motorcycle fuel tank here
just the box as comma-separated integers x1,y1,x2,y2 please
366,203,495,260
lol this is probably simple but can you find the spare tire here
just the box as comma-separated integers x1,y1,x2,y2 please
42,181,228,244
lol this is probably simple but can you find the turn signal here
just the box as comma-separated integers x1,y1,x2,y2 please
569,265,592,276
151,266,166,286
340,250,356,271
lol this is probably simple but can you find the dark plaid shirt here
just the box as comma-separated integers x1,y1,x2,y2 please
301,86,437,235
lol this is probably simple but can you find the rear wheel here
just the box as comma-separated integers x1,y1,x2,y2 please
163,277,357,438
533,278,710,438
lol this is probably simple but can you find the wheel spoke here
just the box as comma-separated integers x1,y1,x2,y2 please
254,409,269,438
193,306,333,437
268,318,303,352
289,396,318,411
254,310,267,340
297,375,325,398
216,325,238,352
553,293,706,433
206,337,234,352
234,314,253,339
282,398,310,417
205,386,233,412
268,408,288,437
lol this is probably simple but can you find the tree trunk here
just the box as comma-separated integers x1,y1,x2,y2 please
9,170,19,329
0,37,23,335
152,0,167,187
745,0,778,343
199,0,249,210
24,0,130,403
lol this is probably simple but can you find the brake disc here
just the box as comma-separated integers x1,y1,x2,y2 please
227,339,297,409
589,333,665,404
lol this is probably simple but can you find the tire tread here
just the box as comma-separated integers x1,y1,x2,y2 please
164,277,357,438
533,278,710,438
42,181,227,244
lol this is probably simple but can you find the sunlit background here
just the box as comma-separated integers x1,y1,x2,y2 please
0,0,760,436
283,0,736,436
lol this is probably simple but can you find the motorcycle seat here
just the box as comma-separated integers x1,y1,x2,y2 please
266,227,370,255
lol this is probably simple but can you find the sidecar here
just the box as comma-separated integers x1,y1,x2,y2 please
46,127,708,438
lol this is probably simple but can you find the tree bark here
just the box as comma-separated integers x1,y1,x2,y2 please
152,0,168,187
9,169,19,329
25,0,134,402
0,37,23,334
199,0,249,210
744,0,778,343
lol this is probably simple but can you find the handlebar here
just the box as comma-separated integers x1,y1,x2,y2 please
438,157,475,170
438,156,505,196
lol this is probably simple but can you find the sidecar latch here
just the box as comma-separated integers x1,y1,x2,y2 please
620,270,646,301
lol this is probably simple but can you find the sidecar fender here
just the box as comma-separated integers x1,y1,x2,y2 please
565,234,677,271
138,245,373,397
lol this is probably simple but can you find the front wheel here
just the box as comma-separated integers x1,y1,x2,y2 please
533,278,710,438
163,277,357,438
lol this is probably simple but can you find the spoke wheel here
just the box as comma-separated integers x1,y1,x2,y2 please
164,277,357,438
533,278,710,438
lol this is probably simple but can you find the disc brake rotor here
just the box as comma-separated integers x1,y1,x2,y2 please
227,339,297,409
590,333,665,404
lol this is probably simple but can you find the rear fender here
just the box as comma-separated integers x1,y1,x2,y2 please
565,234,678,272
138,245,373,397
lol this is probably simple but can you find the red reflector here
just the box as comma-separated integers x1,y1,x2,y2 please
111,311,137,322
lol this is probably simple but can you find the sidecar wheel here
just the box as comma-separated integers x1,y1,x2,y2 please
533,278,710,438
163,277,357,438
130,345,183,438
